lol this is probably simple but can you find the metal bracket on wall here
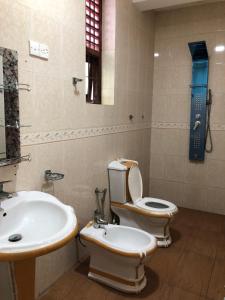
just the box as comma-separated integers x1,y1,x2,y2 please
0,120,32,129
0,83,31,92
72,77,83,86
0,153,31,167
188,41,209,161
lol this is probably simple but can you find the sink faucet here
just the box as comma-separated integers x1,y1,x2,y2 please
0,181,12,212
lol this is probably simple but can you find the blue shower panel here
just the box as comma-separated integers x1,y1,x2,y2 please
188,41,209,161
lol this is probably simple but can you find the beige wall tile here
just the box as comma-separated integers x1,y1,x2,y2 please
150,128,165,154
183,183,208,211
185,160,208,186
150,154,165,179
150,1,225,216
205,187,225,214
205,130,225,161
206,159,225,189
0,0,155,297
164,155,187,183
149,178,185,207
162,129,189,156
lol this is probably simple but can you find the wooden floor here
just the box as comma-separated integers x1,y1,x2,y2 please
39,208,225,300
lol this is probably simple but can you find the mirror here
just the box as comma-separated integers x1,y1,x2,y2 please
0,47,20,166
0,55,6,159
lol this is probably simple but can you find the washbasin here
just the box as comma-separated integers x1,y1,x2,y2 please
0,191,78,261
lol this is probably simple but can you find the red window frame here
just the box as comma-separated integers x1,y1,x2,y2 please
86,0,102,104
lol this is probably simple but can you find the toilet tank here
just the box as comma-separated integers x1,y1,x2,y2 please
108,159,138,204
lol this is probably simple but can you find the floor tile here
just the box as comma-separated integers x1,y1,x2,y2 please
169,250,214,297
149,246,183,283
170,225,193,251
215,234,225,261
167,286,207,300
66,278,109,300
106,281,171,300
207,258,225,300
184,232,217,259
39,269,82,300
38,208,225,300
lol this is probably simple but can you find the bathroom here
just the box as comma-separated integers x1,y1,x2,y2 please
0,0,224,299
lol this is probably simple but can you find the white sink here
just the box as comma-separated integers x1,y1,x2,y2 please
0,191,78,259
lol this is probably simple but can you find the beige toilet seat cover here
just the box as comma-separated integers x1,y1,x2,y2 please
128,166,143,203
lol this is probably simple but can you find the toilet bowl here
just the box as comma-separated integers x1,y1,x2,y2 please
108,159,178,247
80,222,157,293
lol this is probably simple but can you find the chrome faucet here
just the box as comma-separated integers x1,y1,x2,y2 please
93,212,108,234
93,188,108,234
94,214,108,228
0,181,12,212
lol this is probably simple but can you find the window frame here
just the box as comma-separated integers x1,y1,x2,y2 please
85,0,102,104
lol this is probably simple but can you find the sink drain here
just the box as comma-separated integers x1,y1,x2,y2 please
8,234,22,242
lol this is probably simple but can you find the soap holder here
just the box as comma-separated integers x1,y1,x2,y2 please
44,170,64,182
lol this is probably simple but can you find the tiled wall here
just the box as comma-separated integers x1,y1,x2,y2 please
150,1,225,215
0,0,155,297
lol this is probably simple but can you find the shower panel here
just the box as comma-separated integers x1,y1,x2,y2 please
188,41,209,161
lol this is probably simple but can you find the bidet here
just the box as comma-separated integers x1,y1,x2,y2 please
81,223,157,293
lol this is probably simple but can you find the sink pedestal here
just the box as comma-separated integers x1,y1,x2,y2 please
12,258,35,300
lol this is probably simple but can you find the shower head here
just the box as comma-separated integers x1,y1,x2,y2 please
188,41,208,61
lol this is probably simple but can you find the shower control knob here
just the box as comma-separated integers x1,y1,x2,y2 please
193,120,201,131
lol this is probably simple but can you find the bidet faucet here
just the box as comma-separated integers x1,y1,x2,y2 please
94,216,108,227
93,213,108,234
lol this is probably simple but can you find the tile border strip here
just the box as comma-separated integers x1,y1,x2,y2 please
151,122,189,129
21,121,225,146
21,122,151,146
151,122,225,131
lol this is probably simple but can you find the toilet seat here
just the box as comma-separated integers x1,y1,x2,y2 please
128,166,178,215
135,198,178,215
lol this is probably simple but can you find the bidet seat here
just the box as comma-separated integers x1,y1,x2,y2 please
81,221,156,257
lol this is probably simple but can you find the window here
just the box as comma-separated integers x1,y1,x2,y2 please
85,0,102,104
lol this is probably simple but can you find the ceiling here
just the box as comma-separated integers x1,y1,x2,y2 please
132,0,222,11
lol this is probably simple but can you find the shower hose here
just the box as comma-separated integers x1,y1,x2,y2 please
205,89,213,153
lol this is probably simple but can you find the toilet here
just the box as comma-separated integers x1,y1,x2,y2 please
80,222,157,293
108,159,178,247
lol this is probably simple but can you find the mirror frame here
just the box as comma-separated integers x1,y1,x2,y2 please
0,47,20,166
